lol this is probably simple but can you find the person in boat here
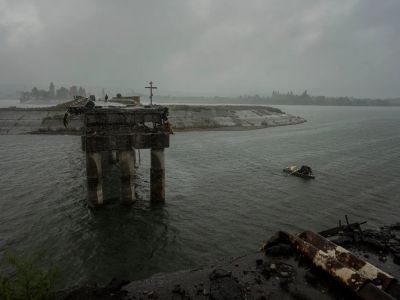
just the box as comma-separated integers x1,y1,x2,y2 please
298,165,312,175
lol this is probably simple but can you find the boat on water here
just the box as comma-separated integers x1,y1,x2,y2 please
283,165,315,179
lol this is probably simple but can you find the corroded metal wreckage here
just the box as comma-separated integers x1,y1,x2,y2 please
63,95,171,208
263,231,399,299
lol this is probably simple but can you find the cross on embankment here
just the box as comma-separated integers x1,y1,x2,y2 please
146,81,157,105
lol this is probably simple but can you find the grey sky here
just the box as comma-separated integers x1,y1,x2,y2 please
0,0,399,98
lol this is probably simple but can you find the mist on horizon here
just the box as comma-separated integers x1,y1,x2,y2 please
1,0,400,99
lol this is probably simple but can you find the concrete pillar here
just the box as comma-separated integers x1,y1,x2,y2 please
119,150,136,204
109,150,118,164
150,148,165,202
86,152,103,207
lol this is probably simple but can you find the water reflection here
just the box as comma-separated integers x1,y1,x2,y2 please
68,198,174,284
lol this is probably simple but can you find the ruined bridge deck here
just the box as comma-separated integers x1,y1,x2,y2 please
84,106,169,127
82,105,170,207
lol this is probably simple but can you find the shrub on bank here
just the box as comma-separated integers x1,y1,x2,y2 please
0,252,58,300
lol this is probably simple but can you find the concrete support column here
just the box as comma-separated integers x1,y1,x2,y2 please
109,150,118,164
150,148,165,202
86,152,103,207
119,150,136,204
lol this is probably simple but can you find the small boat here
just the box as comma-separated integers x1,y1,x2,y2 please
283,165,315,179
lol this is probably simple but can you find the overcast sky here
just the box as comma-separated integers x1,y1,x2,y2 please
0,0,399,98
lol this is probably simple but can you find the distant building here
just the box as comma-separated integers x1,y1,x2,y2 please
20,82,87,103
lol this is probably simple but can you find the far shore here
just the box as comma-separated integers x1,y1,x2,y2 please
0,104,306,135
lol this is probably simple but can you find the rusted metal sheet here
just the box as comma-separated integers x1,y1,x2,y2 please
263,230,399,300
265,231,368,291
298,230,395,290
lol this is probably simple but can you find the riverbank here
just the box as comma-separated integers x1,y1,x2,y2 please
57,222,400,300
0,105,305,135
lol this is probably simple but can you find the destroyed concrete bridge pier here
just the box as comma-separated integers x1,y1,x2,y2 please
80,105,170,207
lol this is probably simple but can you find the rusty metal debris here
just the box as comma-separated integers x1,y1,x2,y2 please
262,228,400,300
319,216,400,266
62,96,93,127
318,215,367,241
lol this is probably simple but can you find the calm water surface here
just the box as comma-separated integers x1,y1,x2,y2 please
0,105,399,288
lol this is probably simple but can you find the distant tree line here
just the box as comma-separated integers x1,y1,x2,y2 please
156,91,400,106
20,82,86,102
237,90,400,106
210,91,400,106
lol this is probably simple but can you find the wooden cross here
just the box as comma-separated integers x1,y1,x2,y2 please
145,81,157,105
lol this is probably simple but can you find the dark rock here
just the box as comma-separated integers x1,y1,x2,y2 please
209,269,232,280
393,252,400,265
379,256,387,262
390,223,400,230
261,265,271,279
265,243,293,256
108,278,130,291
279,277,291,287
363,237,386,250
172,284,185,295
147,291,158,299
304,272,319,286
209,270,242,300
276,262,294,276
59,285,126,300
328,236,353,245
203,288,210,296
280,271,290,278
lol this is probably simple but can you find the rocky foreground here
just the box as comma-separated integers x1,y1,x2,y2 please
57,222,400,300
0,105,305,135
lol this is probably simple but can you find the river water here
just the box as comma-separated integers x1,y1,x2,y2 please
0,105,399,288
